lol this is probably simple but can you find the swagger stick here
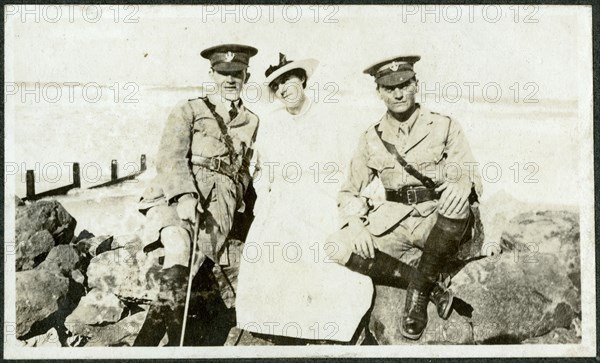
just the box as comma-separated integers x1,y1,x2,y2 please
180,211,201,346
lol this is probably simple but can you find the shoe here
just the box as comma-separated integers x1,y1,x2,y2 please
401,284,429,340
430,283,453,320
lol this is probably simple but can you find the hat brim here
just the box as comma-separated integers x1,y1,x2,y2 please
212,62,248,72
375,71,416,86
265,59,319,86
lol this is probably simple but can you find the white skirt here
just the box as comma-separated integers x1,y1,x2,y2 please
235,184,374,342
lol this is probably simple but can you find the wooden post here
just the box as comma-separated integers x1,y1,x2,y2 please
26,170,35,200
111,160,118,181
140,154,146,172
72,162,81,188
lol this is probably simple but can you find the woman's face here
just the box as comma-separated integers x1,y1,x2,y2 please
270,73,306,109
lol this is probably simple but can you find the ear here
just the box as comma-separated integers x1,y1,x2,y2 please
376,85,384,100
208,68,215,79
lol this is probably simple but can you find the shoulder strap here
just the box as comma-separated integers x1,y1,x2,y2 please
200,97,237,165
374,125,436,189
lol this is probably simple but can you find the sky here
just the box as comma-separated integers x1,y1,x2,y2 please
5,5,589,99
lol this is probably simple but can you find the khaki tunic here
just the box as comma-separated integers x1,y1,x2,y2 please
338,106,483,238
139,94,259,276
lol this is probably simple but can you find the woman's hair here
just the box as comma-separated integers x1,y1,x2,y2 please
270,68,308,90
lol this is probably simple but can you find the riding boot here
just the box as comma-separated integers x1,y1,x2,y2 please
133,299,169,346
160,264,190,346
345,249,453,319
133,265,189,346
401,214,468,339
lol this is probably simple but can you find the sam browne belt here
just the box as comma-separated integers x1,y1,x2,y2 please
385,185,441,205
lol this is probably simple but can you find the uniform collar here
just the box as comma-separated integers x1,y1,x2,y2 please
206,95,249,127
383,105,420,135
377,104,434,152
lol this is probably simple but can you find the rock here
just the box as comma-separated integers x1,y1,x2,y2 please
73,229,95,242
74,235,113,257
16,199,77,246
521,327,580,344
451,252,576,344
500,210,580,287
15,199,77,271
16,269,69,337
15,230,55,271
19,327,61,347
71,269,86,285
86,234,161,302
66,310,147,347
65,289,125,326
36,244,81,276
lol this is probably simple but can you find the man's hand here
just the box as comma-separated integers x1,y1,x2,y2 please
348,216,375,259
176,193,198,222
435,177,472,217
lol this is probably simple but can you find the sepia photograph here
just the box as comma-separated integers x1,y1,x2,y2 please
3,4,595,358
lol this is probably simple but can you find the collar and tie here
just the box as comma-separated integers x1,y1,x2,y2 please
229,101,239,120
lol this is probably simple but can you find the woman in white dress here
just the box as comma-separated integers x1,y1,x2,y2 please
235,54,374,343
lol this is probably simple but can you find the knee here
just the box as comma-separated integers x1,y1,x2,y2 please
325,230,354,265
161,226,191,267
438,201,470,220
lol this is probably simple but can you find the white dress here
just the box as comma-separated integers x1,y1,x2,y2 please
235,99,374,342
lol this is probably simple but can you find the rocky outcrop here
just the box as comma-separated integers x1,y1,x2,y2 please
86,235,162,303
16,200,77,271
16,269,70,337
13,196,581,347
65,289,125,326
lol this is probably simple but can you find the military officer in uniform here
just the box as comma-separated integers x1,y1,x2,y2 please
329,55,483,341
134,44,260,346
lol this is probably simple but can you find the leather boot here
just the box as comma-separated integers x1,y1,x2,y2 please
133,264,190,346
430,282,453,320
401,281,430,340
345,250,453,319
401,214,469,340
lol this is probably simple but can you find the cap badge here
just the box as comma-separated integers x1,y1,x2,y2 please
389,61,400,72
225,51,235,62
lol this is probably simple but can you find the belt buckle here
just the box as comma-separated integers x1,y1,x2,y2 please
406,188,417,205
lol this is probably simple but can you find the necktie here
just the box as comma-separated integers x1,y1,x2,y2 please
228,101,239,120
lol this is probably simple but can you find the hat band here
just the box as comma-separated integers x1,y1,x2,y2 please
211,53,250,67
375,64,414,79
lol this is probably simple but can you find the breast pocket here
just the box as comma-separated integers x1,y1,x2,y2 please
193,117,221,139
366,154,400,188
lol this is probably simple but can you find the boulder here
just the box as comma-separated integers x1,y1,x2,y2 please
500,210,580,288
74,235,113,257
86,234,161,302
16,269,69,337
15,200,77,271
66,310,147,347
15,230,54,271
16,199,77,246
36,244,81,276
18,327,61,347
65,289,125,326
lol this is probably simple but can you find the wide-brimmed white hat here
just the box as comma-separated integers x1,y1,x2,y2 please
264,53,319,86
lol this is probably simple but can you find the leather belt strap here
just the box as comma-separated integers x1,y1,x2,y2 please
191,155,237,180
385,186,441,205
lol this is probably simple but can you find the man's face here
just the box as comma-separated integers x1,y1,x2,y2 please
377,79,417,114
210,68,248,102
270,73,305,109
